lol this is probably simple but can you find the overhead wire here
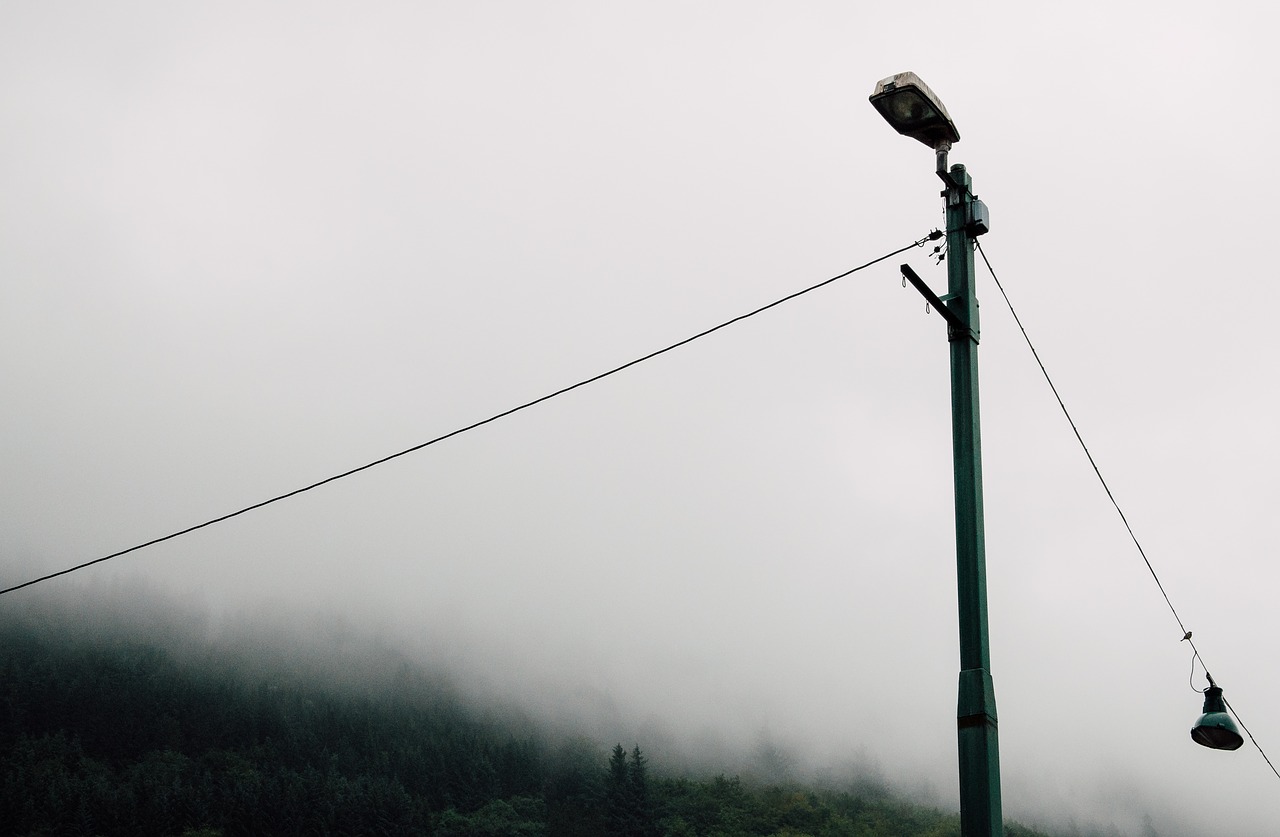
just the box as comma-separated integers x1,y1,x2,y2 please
974,239,1191,639
1224,697,1279,779
12,230,1272,778
0,234,936,598
974,238,1280,782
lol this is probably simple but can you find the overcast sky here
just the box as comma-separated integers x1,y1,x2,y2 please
2,3,1278,835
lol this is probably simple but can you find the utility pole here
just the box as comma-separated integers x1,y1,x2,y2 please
942,159,1002,837
872,72,1001,837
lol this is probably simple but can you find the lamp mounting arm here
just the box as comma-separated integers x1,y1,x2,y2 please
900,263,975,341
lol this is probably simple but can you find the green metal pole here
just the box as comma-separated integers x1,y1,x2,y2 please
943,161,1003,837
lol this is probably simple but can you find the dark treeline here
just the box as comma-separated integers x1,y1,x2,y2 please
1,607,1074,837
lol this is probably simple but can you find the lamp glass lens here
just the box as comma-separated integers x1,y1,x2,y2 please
885,90,937,126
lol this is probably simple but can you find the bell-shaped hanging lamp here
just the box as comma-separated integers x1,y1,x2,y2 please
1191,677,1244,751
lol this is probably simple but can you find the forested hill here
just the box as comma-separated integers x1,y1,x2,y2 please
1,607,1078,837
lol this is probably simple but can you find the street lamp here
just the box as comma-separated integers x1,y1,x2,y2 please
870,72,1002,837
1192,675,1244,751
869,72,960,152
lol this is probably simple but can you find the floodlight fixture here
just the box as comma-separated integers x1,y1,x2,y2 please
869,72,961,151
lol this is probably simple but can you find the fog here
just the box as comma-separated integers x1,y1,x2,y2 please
3,3,1278,836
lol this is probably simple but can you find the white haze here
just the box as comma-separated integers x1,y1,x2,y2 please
2,3,1278,836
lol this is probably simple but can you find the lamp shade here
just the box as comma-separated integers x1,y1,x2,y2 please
869,72,960,150
1191,685,1244,751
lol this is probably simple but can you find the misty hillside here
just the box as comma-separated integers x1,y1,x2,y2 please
1,600,1106,837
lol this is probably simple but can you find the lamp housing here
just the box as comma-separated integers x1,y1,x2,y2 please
1191,685,1244,751
869,72,961,150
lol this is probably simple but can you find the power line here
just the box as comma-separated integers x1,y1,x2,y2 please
974,240,1189,638
0,234,935,598
975,239,1280,782
1225,697,1280,780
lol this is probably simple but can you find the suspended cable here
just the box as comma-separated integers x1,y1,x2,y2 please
0,234,935,598
1224,697,1280,780
974,239,1280,782
975,239,1189,637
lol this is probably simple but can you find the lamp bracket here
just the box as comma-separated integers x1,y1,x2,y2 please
900,264,977,342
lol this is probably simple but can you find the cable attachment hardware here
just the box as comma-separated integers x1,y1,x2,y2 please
914,229,946,248
1187,642,1208,693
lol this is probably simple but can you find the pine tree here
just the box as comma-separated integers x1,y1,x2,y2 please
628,745,656,837
604,744,656,837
